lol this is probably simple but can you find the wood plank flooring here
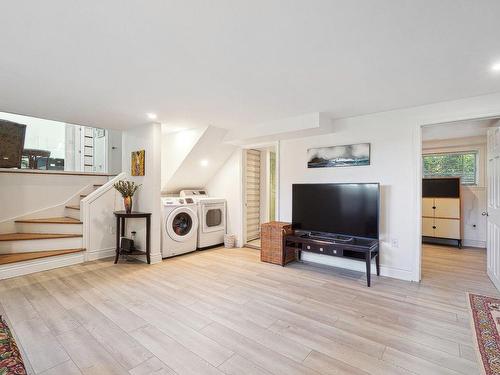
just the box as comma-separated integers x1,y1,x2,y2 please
0,244,497,375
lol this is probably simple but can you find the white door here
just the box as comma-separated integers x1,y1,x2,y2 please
245,149,261,241
487,126,500,291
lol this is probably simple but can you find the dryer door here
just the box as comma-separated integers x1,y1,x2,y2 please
201,202,226,233
166,207,199,242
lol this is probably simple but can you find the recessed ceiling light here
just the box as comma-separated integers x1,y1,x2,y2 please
200,159,209,167
147,113,157,120
492,62,500,72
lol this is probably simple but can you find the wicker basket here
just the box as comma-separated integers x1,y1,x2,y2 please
260,221,295,265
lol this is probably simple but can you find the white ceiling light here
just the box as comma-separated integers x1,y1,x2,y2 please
147,113,157,120
200,159,209,167
492,62,500,72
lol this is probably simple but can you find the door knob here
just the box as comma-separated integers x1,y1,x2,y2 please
482,212,489,216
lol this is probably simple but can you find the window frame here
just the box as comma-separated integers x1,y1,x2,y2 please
422,150,479,186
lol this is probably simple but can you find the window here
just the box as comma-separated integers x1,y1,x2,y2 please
0,111,118,173
422,151,478,185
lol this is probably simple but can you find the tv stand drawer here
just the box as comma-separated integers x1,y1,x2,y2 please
303,244,342,257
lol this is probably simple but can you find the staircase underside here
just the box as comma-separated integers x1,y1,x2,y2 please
0,249,85,265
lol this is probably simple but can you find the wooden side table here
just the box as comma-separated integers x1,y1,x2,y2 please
113,211,151,264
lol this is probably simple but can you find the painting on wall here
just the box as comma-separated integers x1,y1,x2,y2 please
131,150,145,176
307,143,370,168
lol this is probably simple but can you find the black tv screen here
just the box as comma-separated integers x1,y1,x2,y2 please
292,183,380,239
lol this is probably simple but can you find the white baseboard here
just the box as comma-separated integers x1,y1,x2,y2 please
463,239,486,248
0,252,84,280
488,268,500,292
301,252,415,282
150,252,162,264
86,247,116,261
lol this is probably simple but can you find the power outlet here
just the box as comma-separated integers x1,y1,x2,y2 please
391,239,399,248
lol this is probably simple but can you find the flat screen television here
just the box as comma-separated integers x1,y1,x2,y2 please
292,183,380,239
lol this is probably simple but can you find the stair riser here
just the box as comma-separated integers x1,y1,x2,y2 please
0,237,83,253
16,223,83,234
66,208,81,220
0,252,85,280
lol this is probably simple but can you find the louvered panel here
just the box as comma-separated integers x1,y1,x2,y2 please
245,176,260,183
246,149,261,242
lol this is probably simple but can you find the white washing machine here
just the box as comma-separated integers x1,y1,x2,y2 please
161,197,199,258
179,190,227,249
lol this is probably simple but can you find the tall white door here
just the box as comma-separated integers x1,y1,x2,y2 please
245,149,261,242
487,126,500,291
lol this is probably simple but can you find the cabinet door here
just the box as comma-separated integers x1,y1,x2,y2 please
422,217,435,237
422,198,435,217
434,218,460,239
434,198,460,219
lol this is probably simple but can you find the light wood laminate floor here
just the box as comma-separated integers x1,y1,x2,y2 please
0,244,497,375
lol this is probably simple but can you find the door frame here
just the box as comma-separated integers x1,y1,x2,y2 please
241,141,280,245
415,114,500,282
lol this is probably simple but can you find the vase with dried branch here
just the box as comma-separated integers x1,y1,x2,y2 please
113,180,141,213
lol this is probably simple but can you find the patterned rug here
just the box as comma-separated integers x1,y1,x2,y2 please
468,293,500,375
0,315,26,375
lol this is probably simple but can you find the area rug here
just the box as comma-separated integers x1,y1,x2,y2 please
468,293,500,375
0,315,26,375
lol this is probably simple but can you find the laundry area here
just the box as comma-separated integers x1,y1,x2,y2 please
158,124,236,258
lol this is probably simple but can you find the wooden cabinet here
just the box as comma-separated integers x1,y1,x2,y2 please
434,198,460,218
422,195,461,247
434,218,460,239
422,217,435,237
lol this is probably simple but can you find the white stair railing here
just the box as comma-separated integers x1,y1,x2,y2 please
81,172,126,261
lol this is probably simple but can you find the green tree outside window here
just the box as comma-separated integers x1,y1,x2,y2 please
422,152,477,185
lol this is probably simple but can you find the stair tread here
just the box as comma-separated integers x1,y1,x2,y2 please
65,205,81,210
0,233,83,241
0,249,85,265
15,217,82,224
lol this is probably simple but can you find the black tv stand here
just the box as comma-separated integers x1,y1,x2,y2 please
284,232,379,287
306,232,354,243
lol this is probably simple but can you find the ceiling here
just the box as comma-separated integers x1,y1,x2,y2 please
1,1,500,130
422,118,498,141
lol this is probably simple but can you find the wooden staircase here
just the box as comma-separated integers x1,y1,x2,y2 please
0,184,103,268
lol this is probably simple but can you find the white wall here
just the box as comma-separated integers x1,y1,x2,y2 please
0,172,108,232
122,123,162,263
274,91,500,282
206,149,243,247
422,136,487,248
107,129,123,175
165,126,237,194
279,121,414,280
161,126,206,192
